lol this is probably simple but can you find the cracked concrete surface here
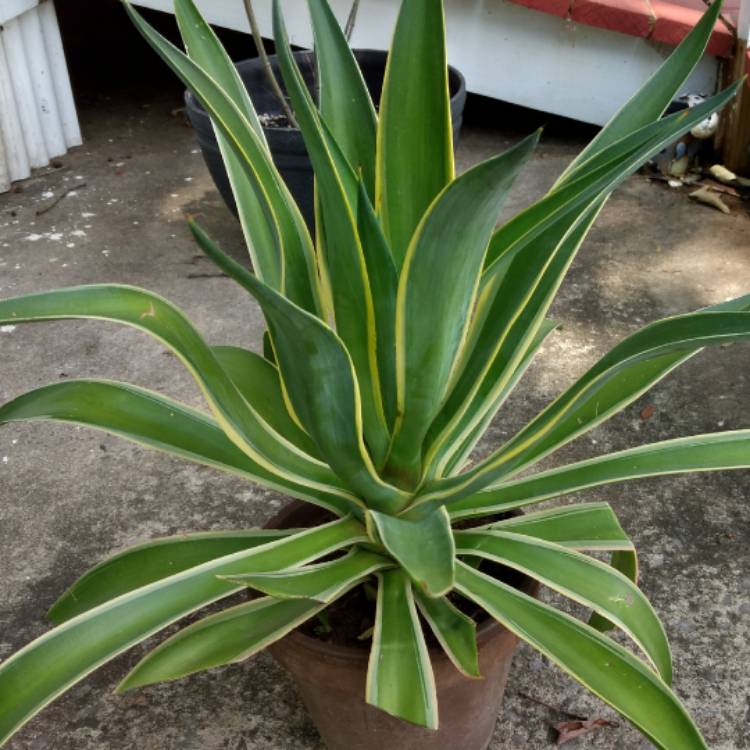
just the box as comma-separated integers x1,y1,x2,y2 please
1,14,750,749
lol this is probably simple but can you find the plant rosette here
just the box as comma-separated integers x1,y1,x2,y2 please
0,0,747,748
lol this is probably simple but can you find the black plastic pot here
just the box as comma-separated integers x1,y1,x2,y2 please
185,50,467,228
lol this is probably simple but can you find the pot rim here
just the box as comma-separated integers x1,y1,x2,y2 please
264,500,539,665
184,48,467,135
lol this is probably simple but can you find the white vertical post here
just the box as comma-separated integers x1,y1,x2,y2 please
2,17,48,168
739,0,749,42
0,0,81,191
0,135,10,194
39,0,82,148
19,5,67,158
0,34,30,181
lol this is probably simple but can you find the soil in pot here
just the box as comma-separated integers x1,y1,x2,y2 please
263,501,536,750
185,49,468,229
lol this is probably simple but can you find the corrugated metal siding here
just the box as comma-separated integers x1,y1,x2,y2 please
0,1,81,192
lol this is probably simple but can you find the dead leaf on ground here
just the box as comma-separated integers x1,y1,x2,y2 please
689,186,731,214
555,718,618,745
640,403,656,421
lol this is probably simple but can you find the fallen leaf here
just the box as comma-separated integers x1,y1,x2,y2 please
640,404,656,421
689,186,731,214
709,163,738,184
555,718,618,745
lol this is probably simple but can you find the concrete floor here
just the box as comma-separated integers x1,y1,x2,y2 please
1,76,749,749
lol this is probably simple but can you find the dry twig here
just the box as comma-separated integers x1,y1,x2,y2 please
345,0,360,41
242,0,298,127
35,182,87,216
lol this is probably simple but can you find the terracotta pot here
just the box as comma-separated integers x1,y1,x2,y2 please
264,501,537,750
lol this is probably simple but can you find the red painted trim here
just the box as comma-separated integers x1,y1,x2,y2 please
650,0,734,57
506,0,736,57
570,0,653,38
509,0,570,18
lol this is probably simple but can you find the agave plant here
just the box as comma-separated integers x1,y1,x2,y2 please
0,0,747,746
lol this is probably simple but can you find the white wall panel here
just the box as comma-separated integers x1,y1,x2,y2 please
131,0,719,127
0,1,82,192
0,34,30,183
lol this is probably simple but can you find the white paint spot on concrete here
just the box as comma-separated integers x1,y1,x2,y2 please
24,234,43,242
41,191,55,199
0,325,16,333
81,212,96,218
70,229,87,238
48,233,63,241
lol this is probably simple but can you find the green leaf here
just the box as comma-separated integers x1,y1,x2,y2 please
384,133,540,487
368,506,454,596
173,0,265,139
486,503,640,634
376,0,453,266
49,529,295,624
0,286,342,491
425,305,750,506
272,0,392,463
456,563,707,749
447,85,739,472
447,430,750,519
455,531,671,683
119,597,326,691
484,93,740,281
355,179,399,432
366,570,438,728
0,517,366,745
270,5,358,204
414,590,480,678
589,550,640,633
189,220,408,514
427,204,600,481
470,310,750,485
223,547,391,602
173,0,286,293
485,502,633,551
436,84,740,485
213,344,320,458
0,379,359,518
308,0,377,197
436,319,558,478
559,0,723,185
125,1,321,315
